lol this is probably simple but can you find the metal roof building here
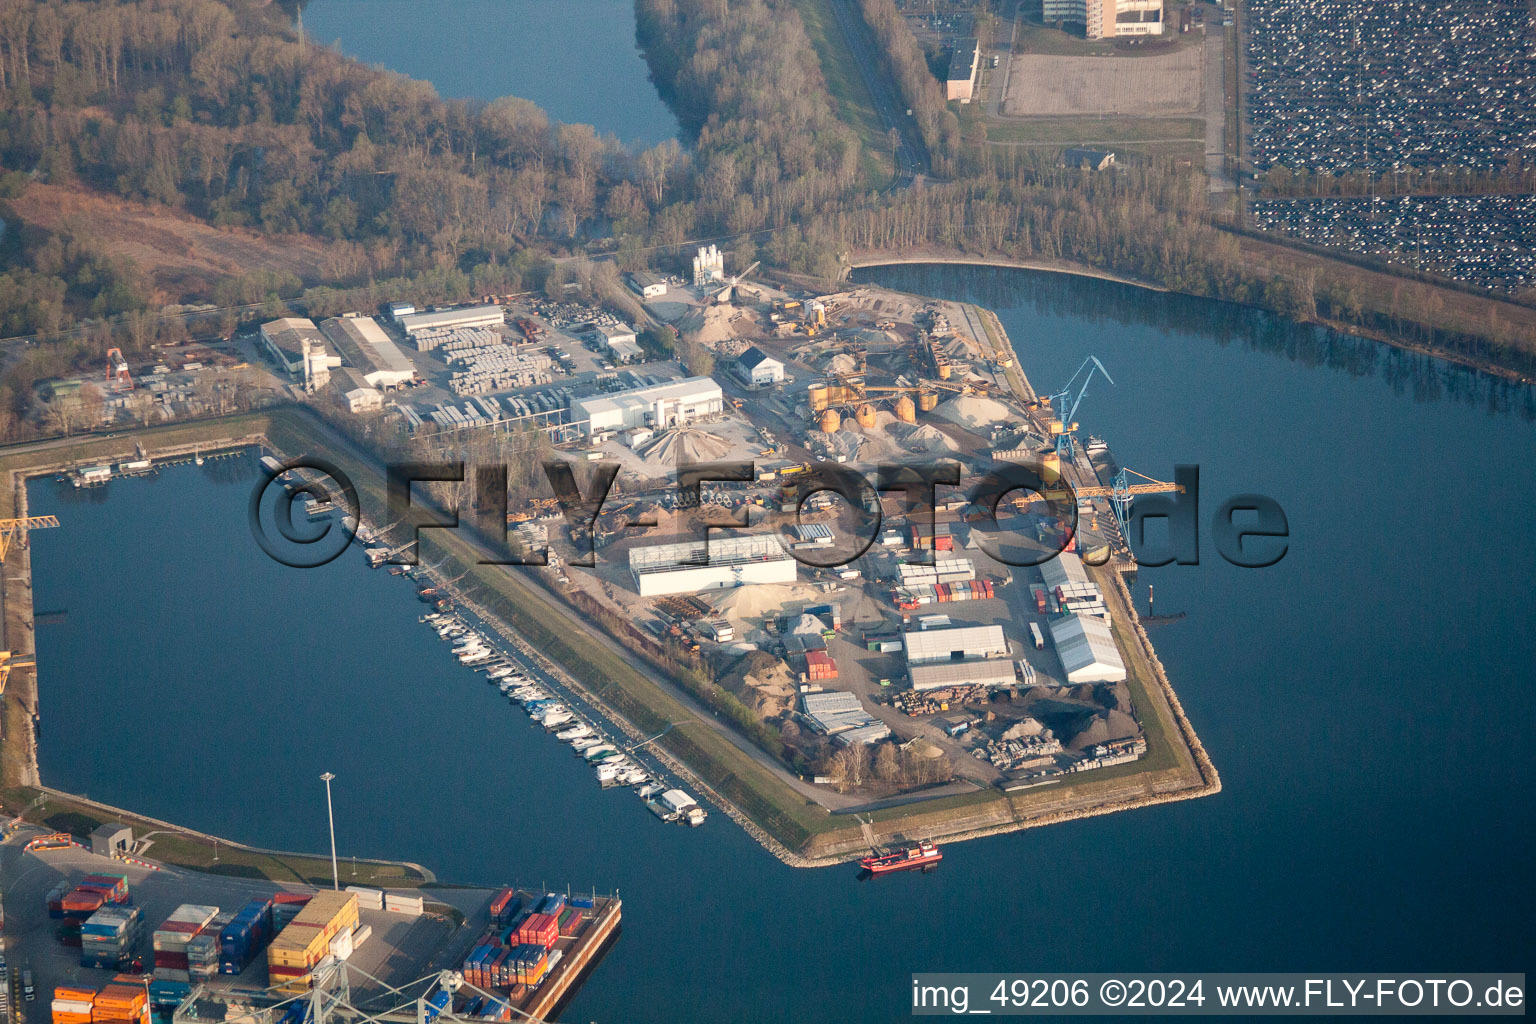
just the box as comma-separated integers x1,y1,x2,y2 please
1040,550,1091,590
628,533,795,596
397,303,505,336
1049,614,1127,683
571,376,722,435
909,660,1018,691
259,317,327,375
904,624,1008,665
319,315,417,389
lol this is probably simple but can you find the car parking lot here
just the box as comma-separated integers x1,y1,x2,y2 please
1251,192,1536,292
1245,0,1536,174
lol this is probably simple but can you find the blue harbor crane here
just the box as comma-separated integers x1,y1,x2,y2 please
1047,356,1114,459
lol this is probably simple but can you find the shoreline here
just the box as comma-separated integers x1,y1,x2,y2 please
847,250,1536,385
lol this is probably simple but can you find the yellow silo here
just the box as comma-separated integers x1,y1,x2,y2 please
809,384,829,411
917,390,938,412
819,408,842,434
1041,452,1061,483
894,395,917,424
856,404,878,429
936,363,951,380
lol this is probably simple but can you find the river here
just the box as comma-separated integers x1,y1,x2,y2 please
28,266,1536,1021
298,0,679,146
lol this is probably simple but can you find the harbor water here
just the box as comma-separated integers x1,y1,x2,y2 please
297,0,680,147
29,266,1536,1021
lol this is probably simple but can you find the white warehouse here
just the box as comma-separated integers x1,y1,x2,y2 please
629,535,796,597
398,304,505,337
904,624,1008,665
571,377,722,436
1049,614,1127,683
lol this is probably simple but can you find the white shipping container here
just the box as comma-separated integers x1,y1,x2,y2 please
53,1001,94,1015
329,928,354,962
351,924,373,948
345,886,385,910
383,893,424,916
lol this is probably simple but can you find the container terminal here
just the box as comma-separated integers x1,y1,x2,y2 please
0,834,619,1024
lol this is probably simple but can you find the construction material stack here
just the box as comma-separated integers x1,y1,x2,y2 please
80,907,144,970
152,905,219,981
265,891,358,995
219,898,274,975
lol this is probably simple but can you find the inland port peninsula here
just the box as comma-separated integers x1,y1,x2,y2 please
0,274,1218,892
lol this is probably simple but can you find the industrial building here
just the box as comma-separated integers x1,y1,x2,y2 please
318,315,417,389
627,271,668,299
628,535,796,597
259,318,328,377
397,303,505,338
734,346,785,388
801,690,891,745
570,376,722,436
595,324,643,364
1043,0,1162,37
904,623,1009,665
909,660,1018,691
333,368,384,414
1049,614,1127,683
946,38,980,102
692,245,725,286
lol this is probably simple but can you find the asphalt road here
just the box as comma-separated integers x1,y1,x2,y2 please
825,0,930,190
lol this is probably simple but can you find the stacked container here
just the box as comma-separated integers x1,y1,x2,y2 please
488,889,519,925
152,905,219,981
147,980,191,1013
805,651,837,681
218,898,274,975
383,892,424,916
51,987,95,1024
265,891,358,995
185,912,232,980
79,874,131,904
514,913,558,950
345,887,384,911
89,983,148,1024
80,906,144,970
47,881,71,919
506,945,548,987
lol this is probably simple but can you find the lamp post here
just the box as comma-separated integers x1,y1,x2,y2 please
320,772,339,890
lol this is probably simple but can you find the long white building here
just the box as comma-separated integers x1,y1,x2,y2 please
629,535,796,597
571,377,722,436
397,304,505,337
319,315,417,389
904,624,1008,665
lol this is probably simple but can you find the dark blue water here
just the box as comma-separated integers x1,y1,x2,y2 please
30,267,1536,1022
300,0,679,146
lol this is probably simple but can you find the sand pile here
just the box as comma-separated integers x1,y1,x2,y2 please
676,304,739,347
888,422,957,454
824,352,860,375
826,428,865,461
712,582,826,624
639,428,736,469
934,394,1014,432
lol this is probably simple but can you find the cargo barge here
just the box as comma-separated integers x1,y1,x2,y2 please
460,889,621,1022
860,841,942,876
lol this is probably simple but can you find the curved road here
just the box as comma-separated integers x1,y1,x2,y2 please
825,0,929,190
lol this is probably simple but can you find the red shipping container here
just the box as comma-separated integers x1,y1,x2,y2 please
515,913,558,950
272,893,312,905
154,953,190,969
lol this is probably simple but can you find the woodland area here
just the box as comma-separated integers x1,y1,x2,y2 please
1,0,1534,440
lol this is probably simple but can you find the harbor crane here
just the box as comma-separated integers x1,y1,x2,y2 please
1008,467,1181,548
1044,356,1113,458
0,515,59,562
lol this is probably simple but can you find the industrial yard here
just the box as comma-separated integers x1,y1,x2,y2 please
0,830,619,1024
2,246,1218,870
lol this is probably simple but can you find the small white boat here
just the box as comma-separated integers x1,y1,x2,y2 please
583,745,618,763
619,768,649,786
570,736,602,752
595,762,622,783
487,666,515,680
556,724,593,741
459,650,492,664
541,711,574,729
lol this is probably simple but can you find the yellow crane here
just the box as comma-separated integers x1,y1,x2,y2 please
0,650,35,696
1006,468,1182,510
0,515,59,562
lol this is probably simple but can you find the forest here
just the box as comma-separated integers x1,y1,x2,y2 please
1,0,1534,434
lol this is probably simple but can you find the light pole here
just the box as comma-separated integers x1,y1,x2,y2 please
320,772,339,890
